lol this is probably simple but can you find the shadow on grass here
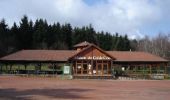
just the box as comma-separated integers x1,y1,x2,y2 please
0,88,93,100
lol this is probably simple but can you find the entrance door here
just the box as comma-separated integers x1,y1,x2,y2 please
103,64,108,74
97,64,102,75
83,64,88,74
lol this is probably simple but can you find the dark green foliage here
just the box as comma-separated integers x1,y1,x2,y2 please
33,19,48,49
18,15,34,49
73,24,98,45
97,31,113,50
0,19,9,56
0,16,134,57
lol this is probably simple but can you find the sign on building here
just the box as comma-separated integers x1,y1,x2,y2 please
63,66,70,74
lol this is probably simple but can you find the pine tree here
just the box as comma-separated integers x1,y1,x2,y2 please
0,19,9,56
18,15,33,49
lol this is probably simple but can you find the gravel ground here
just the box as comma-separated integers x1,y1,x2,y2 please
0,76,170,100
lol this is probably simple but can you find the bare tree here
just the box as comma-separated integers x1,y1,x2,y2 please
137,33,170,59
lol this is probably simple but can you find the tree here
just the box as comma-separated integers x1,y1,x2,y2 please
9,22,19,52
0,19,9,56
0,15,135,57
61,23,72,49
32,19,48,49
18,15,33,49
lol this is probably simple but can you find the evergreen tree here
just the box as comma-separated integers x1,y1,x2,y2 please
0,19,9,56
32,19,48,49
61,23,72,49
123,35,131,51
0,15,135,57
18,15,33,49
9,22,19,52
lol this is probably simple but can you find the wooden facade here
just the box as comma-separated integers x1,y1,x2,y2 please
70,45,113,78
0,41,169,79
69,43,169,79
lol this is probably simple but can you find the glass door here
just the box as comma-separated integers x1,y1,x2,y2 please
97,64,102,75
103,64,108,74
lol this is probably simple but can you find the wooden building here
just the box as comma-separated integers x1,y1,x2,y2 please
0,41,169,79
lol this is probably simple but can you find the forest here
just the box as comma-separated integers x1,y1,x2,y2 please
0,15,170,59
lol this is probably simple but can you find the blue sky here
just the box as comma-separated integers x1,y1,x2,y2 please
0,0,170,39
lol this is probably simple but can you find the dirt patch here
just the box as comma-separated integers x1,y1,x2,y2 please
0,76,170,100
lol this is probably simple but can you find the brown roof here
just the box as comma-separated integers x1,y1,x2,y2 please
107,51,168,62
0,50,77,62
73,41,91,48
0,49,168,63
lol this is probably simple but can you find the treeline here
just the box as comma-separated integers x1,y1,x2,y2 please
0,15,134,57
137,34,170,59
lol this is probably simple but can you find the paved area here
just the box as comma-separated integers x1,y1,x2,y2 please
0,76,170,100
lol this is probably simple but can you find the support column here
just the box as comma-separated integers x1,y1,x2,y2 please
24,64,27,74
102,60,103,76
39,63,42,71
18,65,20,74
149,64,152,74
149,64,152,79
135,65,137,74
0,65,2,73
165,63,167,74
111,60,113,75
157,64,160,74
53,63,55,76
81,60,83,75
142,65,144,74
10,64,12,74
75,61,77,75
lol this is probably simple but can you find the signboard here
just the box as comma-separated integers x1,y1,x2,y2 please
63,66,70,74
74,56,111,60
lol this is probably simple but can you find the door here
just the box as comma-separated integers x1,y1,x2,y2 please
103,64,108,74
97,64,102,75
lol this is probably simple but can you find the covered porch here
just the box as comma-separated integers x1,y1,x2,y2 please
112,62,168,79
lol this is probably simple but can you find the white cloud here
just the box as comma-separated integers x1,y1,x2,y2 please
0,0,168,39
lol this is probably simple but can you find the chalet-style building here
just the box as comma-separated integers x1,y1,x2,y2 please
0,41,168,79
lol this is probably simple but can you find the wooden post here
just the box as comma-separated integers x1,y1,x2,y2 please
102,60,103,76
10,64,12,74
0,65,2,73
149,64,152,79
143,64,145,75
81,60,83,75
24,64,27,74
111,60,113,75
165,63,167,74
40,63,42,71
135,65,137,74
157,64,159,74
52,63,55,76
18,65,20,74
6,64,8,74
76,61,77,75
149,64,152,74
25,64,27,70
